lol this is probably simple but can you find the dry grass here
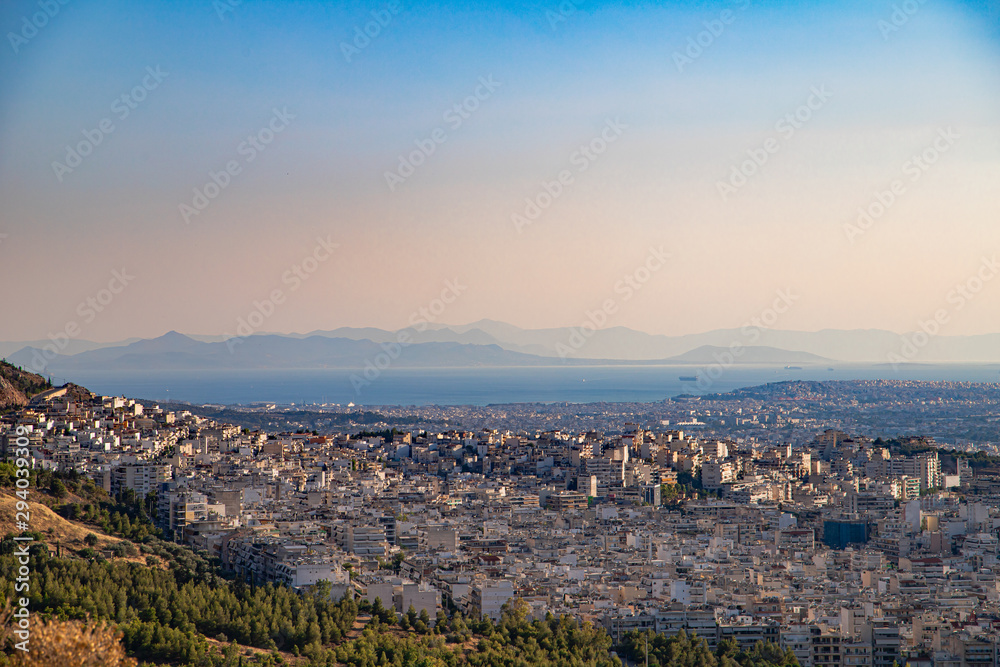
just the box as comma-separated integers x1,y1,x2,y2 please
4,616,136,667
0,491,147,563
202,634,308,665
0,491,113,547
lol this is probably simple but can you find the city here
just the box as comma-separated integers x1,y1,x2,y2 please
5,369,1000,665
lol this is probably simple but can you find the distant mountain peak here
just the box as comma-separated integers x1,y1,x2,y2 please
158,330,194,340
125,331,201,353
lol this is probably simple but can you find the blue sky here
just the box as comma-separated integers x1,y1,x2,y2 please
1,0,998,341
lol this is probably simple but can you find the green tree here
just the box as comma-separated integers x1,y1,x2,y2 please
51,479,68,499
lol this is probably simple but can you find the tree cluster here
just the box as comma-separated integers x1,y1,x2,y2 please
61,493,162,543
619,630,799,667
0,549,357,666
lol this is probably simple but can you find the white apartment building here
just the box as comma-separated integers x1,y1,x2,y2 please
471,580,515,621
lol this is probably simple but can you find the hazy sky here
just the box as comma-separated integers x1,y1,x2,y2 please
1,0,999,342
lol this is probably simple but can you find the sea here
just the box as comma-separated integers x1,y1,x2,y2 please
50,364,1000,407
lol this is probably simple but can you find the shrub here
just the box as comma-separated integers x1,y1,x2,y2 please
9,618,136,667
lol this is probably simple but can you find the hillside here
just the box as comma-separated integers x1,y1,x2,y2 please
0,359,52,409
0,467,159,564
0,489,140,559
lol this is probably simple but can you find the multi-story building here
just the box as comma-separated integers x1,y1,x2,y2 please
813,629,844,667
158,489,208,536
702,461,735,490
776,528,815,553
111,463,171,497
470,580,515,621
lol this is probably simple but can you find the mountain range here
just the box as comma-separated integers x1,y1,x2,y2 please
3,320,1000,372
3,331,830,372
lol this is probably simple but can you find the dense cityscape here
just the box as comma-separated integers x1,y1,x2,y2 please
167,379,1000,453
5,369,1000,665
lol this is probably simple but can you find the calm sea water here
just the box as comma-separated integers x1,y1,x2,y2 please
52,364,1000,407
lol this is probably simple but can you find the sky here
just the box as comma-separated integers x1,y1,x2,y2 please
1,0,999,343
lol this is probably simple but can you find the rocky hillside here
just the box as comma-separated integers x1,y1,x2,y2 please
0,359,53,409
